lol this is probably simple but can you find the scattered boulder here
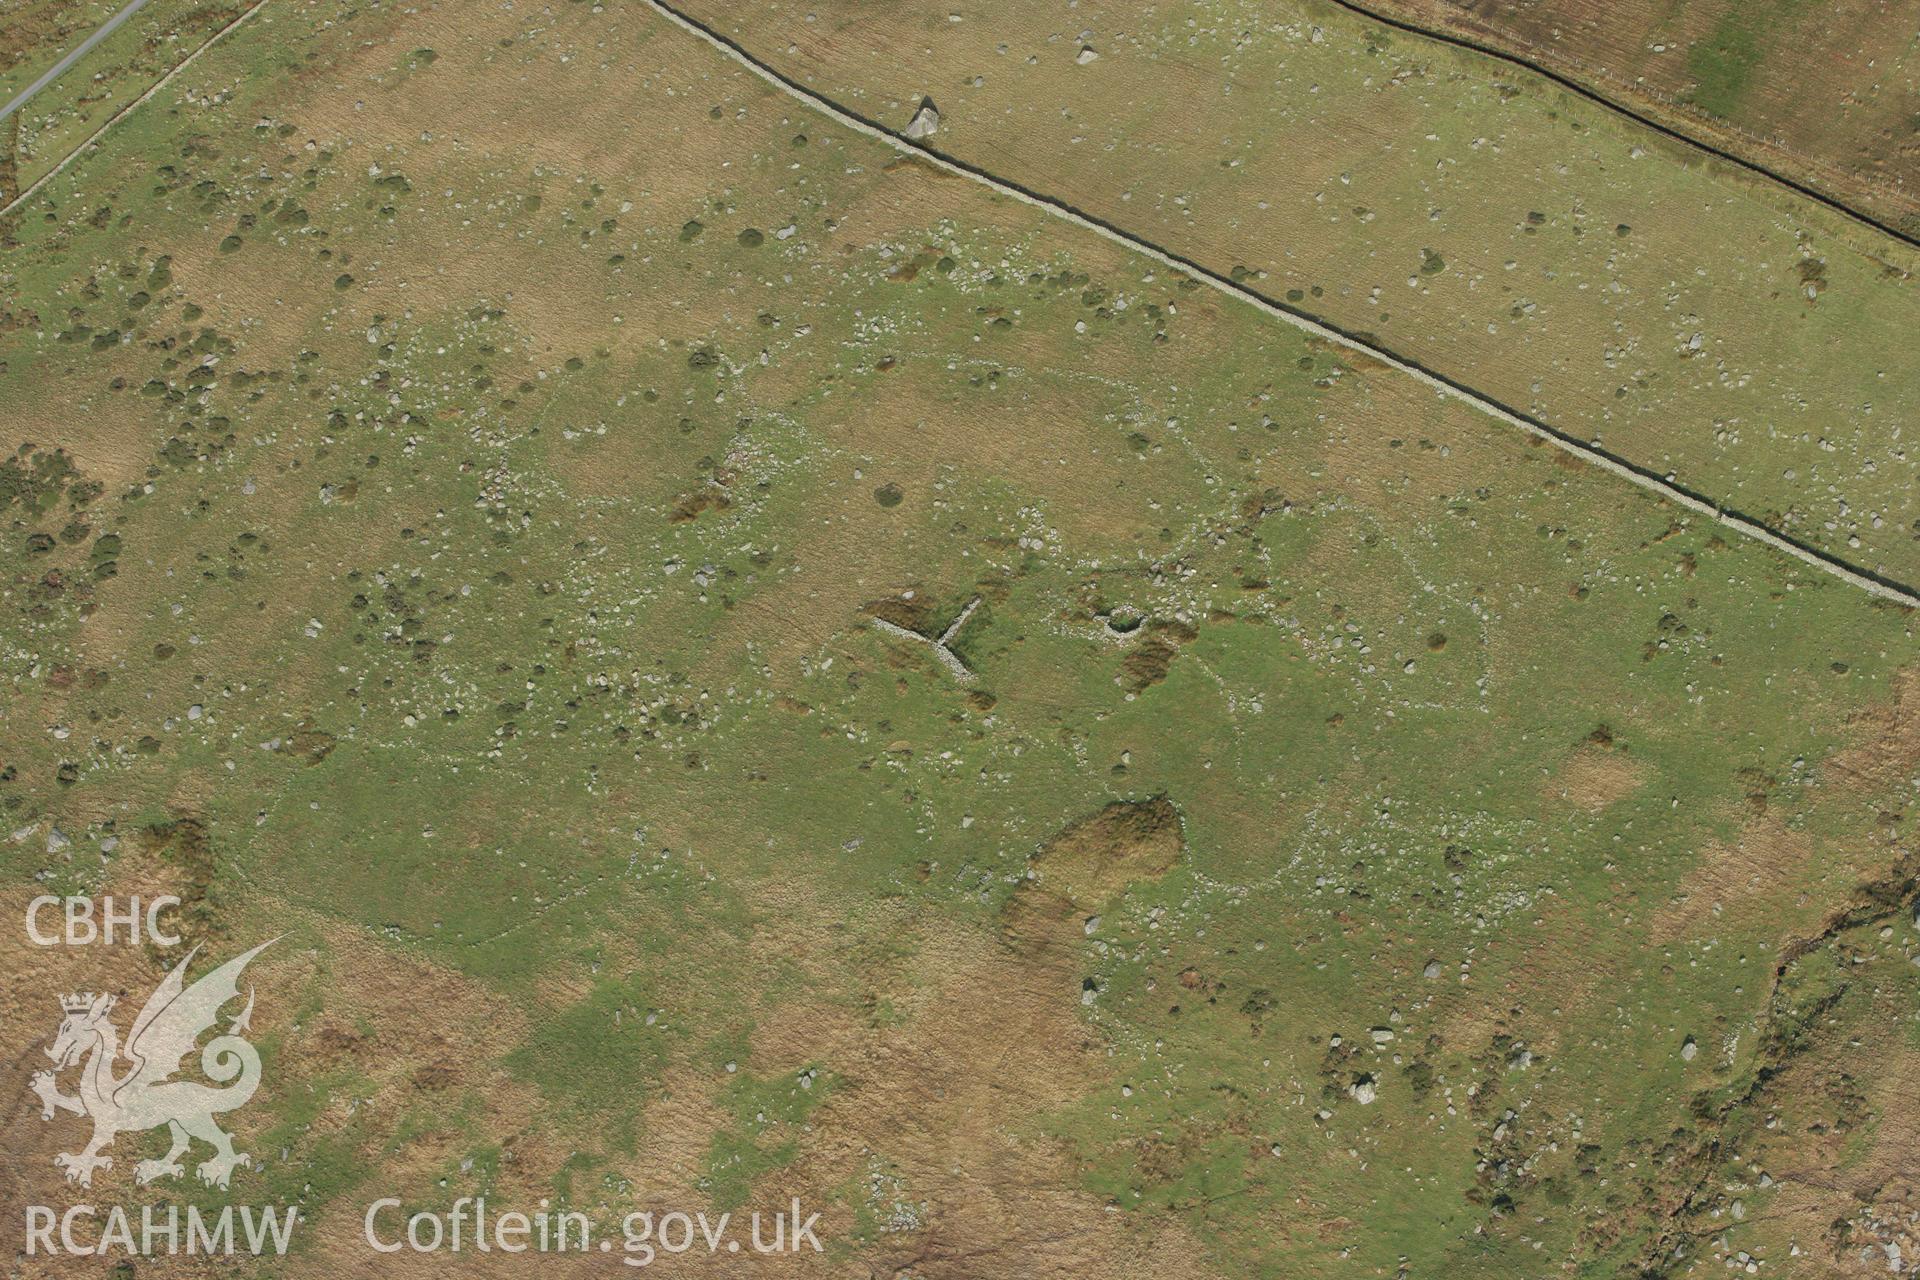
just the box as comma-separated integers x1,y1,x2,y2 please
905,98,940,141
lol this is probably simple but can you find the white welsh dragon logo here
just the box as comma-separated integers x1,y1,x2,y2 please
29,940,274,1189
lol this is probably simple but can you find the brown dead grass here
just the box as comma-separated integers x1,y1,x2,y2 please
1546,743,1649,813
0,856,589,1279
0,887,171,1215
1029,795,1183,906
669,0,1920,586
742,917,1204,1279
816,363,1162,548
1826,667,1920,800
0,2,99,79
1433,899,1605,1057
2,358,160,500
684,801,1207,1279
1311,367,1509,508
1655,667,1920,944
1652,813,1819,944
1117,619,1196,694
1369,0,1920,226
1723,951,1920,1277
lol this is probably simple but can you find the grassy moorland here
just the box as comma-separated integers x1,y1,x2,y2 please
674,0,1920,592
1,3,1917,1276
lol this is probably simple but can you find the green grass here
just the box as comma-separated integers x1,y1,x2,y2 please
0,2,1916,1276
1686,1,1808,117
2,0,250,190
659,0,1920,587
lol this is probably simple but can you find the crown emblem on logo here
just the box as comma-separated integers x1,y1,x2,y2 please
59,992,110,1013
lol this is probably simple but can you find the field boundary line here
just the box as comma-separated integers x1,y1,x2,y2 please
641,0,1920,611
1,0,273,220
0,0,157,126
1315,0,1919,255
